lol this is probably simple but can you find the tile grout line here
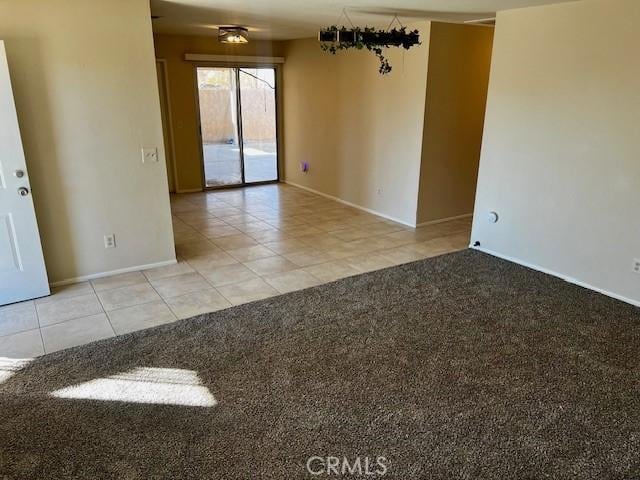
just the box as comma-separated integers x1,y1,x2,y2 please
195,268,237,309
144,279,179,323
37,306,106,330
33,299,46,355
139,264,201,319
89,280,117,338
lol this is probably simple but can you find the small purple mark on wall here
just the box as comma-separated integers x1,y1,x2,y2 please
300,161,310,173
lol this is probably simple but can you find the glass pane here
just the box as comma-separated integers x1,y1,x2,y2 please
239,68,278,183
197,67,242,187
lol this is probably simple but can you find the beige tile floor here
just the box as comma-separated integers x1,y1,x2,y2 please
0,184,471,358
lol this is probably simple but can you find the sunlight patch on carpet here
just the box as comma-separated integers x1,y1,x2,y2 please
0,357,32,385
50,367,217,407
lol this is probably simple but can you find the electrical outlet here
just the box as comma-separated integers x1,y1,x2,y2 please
141,147,158,163
377,187,383,195
104,234,116,249
633,259,640,274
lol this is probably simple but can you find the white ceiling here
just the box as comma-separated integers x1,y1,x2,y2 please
150,0,579,40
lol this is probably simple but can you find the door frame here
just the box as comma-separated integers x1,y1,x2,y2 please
156,58,179,193
193,62,282,190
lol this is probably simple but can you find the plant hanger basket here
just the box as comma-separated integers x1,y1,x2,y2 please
319,15,420,75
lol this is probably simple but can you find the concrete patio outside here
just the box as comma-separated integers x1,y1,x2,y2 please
203,142,278,187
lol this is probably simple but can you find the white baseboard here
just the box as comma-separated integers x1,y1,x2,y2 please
416,213,473,228
175,188,202,194
50,259,178,288
284,181,417,228
472,246,640,308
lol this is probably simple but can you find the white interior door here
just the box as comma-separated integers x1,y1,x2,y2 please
0,41,50,306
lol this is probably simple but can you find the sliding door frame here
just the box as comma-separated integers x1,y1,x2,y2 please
193,62,282,190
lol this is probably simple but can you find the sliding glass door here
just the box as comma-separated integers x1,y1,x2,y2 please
196,66,279,188
238,68,278,183
196,67,242,186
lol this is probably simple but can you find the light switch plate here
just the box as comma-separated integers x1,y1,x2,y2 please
141,147,159,163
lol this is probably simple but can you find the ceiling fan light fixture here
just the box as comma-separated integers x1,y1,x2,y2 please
218,26,249,44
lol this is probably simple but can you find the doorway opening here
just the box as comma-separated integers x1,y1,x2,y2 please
156,59,177,193
195,66,279,189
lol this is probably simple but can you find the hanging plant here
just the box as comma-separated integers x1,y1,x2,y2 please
319,25,420,75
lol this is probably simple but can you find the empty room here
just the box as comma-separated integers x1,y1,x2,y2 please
1,0,638,478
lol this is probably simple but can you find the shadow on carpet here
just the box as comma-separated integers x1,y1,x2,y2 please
1,250,639,479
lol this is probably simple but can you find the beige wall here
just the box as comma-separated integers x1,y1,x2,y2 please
0,0,175,283
417,23,494,224
472,0,640,305
282,23,431,226
153,34,285,192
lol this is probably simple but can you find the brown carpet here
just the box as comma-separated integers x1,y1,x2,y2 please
1,250,639,479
